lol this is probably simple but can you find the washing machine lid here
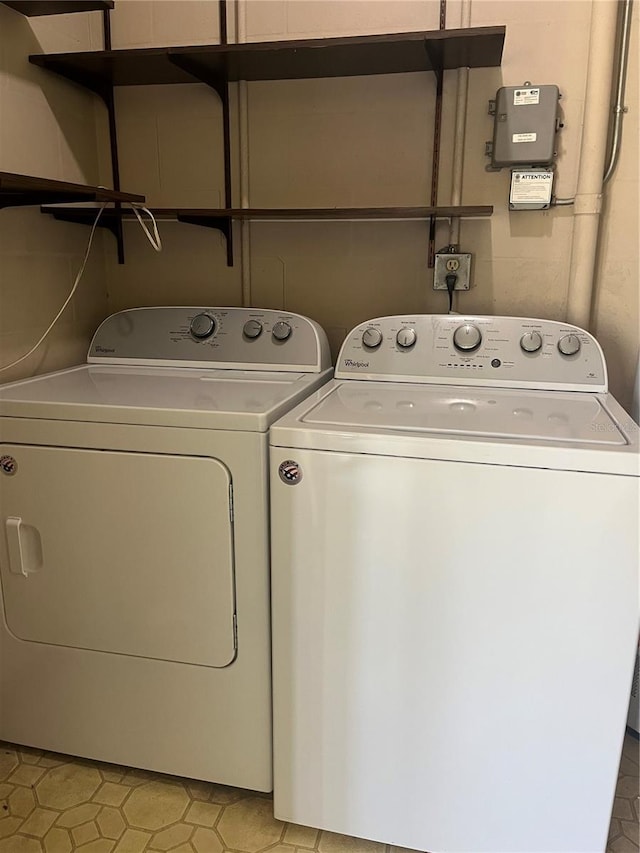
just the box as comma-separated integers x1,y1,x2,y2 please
0,364,331,431
301,382,626,445
270,380,640,475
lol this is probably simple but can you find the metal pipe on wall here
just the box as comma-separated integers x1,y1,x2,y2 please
565,0,619,330
603,0,633,184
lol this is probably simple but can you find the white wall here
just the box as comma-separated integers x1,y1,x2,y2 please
593,0,639,405
0,6,108,383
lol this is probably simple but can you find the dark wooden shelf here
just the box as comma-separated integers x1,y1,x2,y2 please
188,206,494,220
41,205,493,222
2,1,112,16
0,172,143,208
29,26,505,93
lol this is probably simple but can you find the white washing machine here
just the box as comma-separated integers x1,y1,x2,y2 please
270,314,639,852
0,305,331,790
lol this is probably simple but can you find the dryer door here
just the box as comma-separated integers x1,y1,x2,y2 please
0,444,236,667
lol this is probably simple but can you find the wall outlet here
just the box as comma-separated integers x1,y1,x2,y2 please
433,253,472,290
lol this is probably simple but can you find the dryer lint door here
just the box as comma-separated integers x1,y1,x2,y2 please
0,445,236,668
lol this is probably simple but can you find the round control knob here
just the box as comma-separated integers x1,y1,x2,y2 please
272,321,292,342
520,331,543,353
362,327,383,349
396,328,417,349
453,323,482,352
190,313,216,340
243,319,263,339
558,334,581,356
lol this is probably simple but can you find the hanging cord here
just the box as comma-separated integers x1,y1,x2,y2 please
130,203,162,252
0,203,107,374
0,204,162,374
446,273,458,314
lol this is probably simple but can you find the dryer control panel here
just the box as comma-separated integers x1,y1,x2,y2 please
88,307,331,372
336,316,607,392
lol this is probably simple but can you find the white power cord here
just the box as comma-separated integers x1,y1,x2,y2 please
0,203,162,374
131,203,162,252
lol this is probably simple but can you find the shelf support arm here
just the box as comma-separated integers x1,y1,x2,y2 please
167,53,234,264
177,213,233,266
424,40,445,269
101,4,125,263
42,207,121,240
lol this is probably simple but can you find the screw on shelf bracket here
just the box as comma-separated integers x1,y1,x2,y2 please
177,213,234,266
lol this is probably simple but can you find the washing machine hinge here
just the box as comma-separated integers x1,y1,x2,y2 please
229,483,234,523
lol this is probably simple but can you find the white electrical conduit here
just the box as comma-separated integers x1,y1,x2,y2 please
565,0,618,330
603,0,633,184
554,0,633,204
236,0,252,307
448,0,472,250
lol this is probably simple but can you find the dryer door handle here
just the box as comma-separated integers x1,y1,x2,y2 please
6,517,28,578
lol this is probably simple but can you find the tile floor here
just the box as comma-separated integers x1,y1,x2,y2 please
0,733,638,853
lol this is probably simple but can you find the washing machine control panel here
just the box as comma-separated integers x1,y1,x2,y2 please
88,307,331,372
337,315,607,391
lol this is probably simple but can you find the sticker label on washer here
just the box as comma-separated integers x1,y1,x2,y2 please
512,132,537,143
0,455,17,475
279,460,302,485
514,88,540,105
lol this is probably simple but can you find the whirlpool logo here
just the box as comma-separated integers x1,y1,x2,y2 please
95,346,116,354
344,359,370,369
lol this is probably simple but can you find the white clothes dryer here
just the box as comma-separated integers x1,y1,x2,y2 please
270,314,639,852
0,306,331,791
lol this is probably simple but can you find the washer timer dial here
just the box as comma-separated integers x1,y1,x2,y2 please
453,323,482,352
190,313,216,340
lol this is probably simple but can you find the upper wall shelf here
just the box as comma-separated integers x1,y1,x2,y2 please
41,204,494,222
41,204,494,267
28,26,505,92
0,171,144,208
2,1,113,16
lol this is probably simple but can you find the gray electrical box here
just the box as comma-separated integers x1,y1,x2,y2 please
433,252,471,291
489,84,560,168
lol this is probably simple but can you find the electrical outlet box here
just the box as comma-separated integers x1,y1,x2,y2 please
490,84,560,168
433,253,471,291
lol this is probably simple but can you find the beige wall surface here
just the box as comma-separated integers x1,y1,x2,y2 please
593,0,639,406
1,0,637,409
0,5,109,383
